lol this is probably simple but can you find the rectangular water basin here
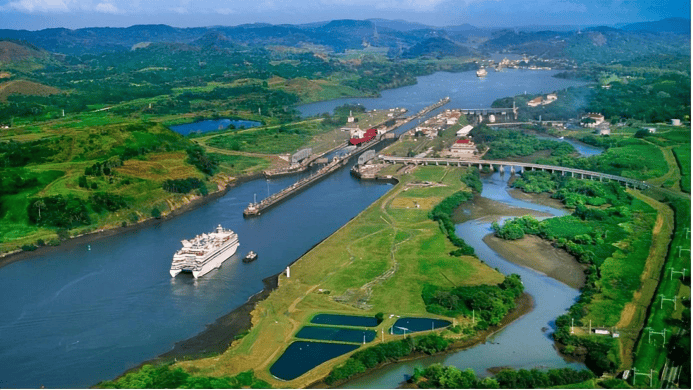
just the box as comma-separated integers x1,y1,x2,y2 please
390,317,451,335
295,326,376,344
269,341,359,381
310,313,378,327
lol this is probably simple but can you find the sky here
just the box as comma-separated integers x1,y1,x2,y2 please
0,0,690,30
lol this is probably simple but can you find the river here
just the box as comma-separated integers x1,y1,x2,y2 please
0,69,588,388
341,169,587,388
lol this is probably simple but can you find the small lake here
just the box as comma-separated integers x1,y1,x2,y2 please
311,314,379,327
269,341,359,381
296,326,376,344
169,119,262,136
390,318,451,335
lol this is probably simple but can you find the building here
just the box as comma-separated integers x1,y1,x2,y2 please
671,119,681,126
456,125,474,137
643,127,657,134
581,113,605,128
349,127,365,139
595,122,611,135
447,139,478,158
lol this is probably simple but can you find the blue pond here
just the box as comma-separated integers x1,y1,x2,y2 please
310,314,379,327
296,326,376,344
390,317,451,335
269,341,359,381
169,118,261,135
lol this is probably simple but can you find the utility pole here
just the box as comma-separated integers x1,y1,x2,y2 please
670,267,688,280
633,368,657,387
660,294,677,310
676,246,690,257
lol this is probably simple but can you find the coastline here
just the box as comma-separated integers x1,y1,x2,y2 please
0,172,263,269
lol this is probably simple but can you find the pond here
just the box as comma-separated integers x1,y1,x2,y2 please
269,341,359,381
169,119,262,136
389,318,451,335
296,326,376,344
310,314,379,327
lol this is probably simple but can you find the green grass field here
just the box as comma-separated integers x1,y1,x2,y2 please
174,165,504,388
672,145,691,193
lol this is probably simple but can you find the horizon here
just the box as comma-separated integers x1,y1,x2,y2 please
0,0,690,31
1,16,691,32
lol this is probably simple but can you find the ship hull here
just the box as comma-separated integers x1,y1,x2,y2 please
170,240,239,278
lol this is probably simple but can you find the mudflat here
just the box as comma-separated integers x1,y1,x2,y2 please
483,234,586,289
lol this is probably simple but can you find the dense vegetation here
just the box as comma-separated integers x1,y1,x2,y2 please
422,274,524,329
468,126,576,160
409,364,596,389
494,58,690,123
325,333,451,385
428,191,475,256
631,197,691,387
536,136,667,181
96,365,270,389
495,172,657,374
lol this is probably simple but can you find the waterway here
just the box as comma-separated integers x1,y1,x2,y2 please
0,69,588,388
297,69,586,118
341,169,586,388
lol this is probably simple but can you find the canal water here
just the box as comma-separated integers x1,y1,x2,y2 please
297,69,586,118
0,69,588,388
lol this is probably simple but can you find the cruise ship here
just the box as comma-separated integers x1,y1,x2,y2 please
170,225,240,278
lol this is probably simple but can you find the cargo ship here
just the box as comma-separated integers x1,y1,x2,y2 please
170,225,240,278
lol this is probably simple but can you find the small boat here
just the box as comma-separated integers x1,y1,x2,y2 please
243,251,258,263
476,68,488,77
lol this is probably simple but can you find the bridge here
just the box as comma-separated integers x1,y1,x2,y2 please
379,156,649,190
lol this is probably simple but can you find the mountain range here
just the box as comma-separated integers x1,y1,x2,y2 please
0,18,689,60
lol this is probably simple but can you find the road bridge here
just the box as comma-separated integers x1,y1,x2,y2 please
379,155,649,190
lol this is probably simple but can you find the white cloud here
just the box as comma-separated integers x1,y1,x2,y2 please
94,2,122,13
4,0,70,12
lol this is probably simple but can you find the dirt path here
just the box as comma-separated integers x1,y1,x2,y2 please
615,190,674,368
643,140,681,190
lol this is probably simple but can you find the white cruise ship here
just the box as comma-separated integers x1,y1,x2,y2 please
170,225,240,278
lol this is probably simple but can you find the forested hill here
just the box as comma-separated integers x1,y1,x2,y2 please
0,18,689,59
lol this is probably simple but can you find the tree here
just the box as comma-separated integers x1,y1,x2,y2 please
33,199,46,221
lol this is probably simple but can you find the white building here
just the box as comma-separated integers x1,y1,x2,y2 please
456,125,474,137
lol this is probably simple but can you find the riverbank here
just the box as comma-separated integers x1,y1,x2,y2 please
0,172,264,269
483,234,586,289
169,165,509,388
308,292,535,389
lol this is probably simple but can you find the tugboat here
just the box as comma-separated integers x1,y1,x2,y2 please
243,251,258,263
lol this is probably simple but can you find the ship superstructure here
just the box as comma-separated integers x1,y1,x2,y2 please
170,225,240,278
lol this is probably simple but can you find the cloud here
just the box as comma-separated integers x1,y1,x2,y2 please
4,0,70,12
94,2,122,13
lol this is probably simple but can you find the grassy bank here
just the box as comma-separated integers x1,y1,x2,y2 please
631,196,690,388
496,171,659,375
169,165,506,387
